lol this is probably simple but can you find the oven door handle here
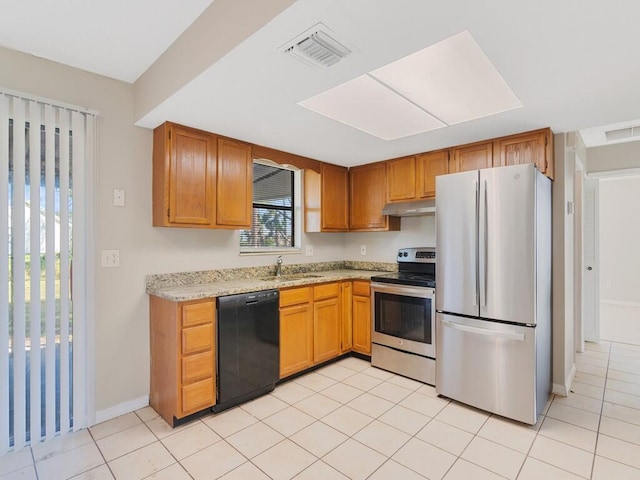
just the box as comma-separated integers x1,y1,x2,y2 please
370,282,434,298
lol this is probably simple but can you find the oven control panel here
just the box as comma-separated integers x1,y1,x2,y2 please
397,247,436,262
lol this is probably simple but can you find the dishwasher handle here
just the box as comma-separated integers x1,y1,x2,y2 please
441,319,525,342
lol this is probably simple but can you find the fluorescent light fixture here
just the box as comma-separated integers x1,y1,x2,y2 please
299,75,445,140
371,31,522,125
298,31,522,140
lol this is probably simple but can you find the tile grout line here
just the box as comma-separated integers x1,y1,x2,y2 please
587,340,612,480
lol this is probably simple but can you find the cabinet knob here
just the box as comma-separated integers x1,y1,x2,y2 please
587,266,592,271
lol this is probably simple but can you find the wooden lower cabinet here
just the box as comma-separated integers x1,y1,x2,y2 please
279,280,371,379
340,281,353,353
149,296,216,426
352,281,372,355
279,303,314,378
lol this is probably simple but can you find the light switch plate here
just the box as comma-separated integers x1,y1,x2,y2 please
305,245,314,256
360,245,367,256
101,249,120,267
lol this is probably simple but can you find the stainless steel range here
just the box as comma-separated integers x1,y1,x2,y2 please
370,247,436,385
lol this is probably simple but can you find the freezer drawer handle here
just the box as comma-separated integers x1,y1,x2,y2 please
442,319,525,341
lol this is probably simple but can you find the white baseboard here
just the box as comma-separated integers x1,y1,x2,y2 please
94,395,149,425
552,363,576,397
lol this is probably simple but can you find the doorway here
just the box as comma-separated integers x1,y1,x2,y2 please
598,175,640,345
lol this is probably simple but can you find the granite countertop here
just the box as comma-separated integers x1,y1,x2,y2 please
146,261,395,303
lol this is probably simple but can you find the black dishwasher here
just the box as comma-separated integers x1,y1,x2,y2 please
213,289,279,413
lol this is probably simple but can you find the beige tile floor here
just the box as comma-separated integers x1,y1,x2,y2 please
3,341,640,479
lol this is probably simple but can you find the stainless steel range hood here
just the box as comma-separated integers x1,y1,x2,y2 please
382,199,436,217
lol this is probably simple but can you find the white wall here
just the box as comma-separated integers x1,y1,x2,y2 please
599,176,640,343
588,141,640,173
552,133,576,395
344,216,436,262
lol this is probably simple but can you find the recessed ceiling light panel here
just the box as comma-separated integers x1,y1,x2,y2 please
371,31,522,125
299,75,445,140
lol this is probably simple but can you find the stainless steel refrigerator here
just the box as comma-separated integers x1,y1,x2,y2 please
435,163,551,425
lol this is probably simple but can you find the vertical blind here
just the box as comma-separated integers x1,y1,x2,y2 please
0,90,94,454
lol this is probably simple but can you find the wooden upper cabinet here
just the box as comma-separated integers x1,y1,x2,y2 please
387,156,416,202
216,137,252,228
349,162,400,231
494,128,554,180
450,141,493,173
153,122,216,227
305,163,348,232
153,122,254,229
322,163,349,231
416,150,449,199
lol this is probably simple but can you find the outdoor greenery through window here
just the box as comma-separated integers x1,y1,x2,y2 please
240,162,296,251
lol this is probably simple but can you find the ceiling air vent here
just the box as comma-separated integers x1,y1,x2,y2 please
605,125,640,142
284,26,350,68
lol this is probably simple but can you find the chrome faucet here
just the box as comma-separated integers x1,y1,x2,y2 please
276,255,283,278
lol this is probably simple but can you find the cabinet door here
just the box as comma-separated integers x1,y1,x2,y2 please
340,282,353,353
416,150,449,198
167,125,216,226
495,129,552,179
387,156,416,202
450,142,493,173
352,294,371,355
349,162,399,231
216,137,252,228
321,163,349,231
280,304,314,378
313,296,341,363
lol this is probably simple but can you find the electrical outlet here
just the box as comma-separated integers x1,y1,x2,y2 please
101,249,120,267
305,245,314,256
113,188,125,207
360,245,367,256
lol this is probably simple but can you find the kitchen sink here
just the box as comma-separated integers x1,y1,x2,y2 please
259,273,322,282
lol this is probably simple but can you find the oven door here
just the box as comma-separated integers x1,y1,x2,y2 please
371,282,436,358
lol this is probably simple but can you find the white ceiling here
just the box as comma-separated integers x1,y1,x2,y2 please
0,0,214,83
3,0,640,166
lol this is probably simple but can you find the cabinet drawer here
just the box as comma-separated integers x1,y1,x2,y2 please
181,377,215,414
314,282,340,301
182,323,214,355
182,301,214,328
280,287,312,307
352,281,370,297
182,350,214,383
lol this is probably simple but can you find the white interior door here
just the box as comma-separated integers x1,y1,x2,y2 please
583,177,599,341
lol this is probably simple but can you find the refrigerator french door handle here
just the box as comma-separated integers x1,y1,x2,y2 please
473,180,479,307
483,179,488,307
441,319,525,342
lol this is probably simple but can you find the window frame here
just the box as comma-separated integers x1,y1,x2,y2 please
239,160,302,255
